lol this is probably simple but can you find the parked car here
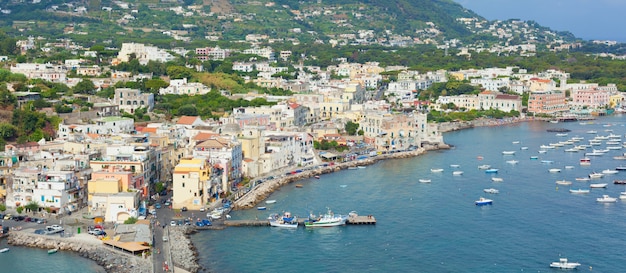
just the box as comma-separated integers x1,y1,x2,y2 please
37,218,46,224
3,214,12,220
155,203,162,209
170,220,176,226
162,236,168,242
88,228,103,235
181,207,188,212
24,217,31,222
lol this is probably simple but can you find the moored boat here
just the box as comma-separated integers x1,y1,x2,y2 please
485,168,499,173
548,168,562,173
596,194,617,203
575,177,590,182
257,206,267,210
590,183,608,188
614,180,626,184
48,248,58,254
491,177,504,182
269,212,298,228
556,180,572,185
304,208,348,227
588,172,604,179
418,179,431,183
430,168,444,173
265,200,277,204
452,171,464,176
569,189,590,194
0,248,8,253
550,258,581,269
620,192,626,199
502,151,516,155
602,169,619,175
478,164,491,170
483,188,499,194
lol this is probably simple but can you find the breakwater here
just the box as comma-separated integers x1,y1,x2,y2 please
169,226,202,273
7,231,151,273
233,145,450,210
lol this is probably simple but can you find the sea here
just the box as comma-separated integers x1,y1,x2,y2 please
3,115,626,273
193,115,626,273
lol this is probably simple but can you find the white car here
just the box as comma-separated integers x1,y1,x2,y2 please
199,207,206,212
170,220,177,226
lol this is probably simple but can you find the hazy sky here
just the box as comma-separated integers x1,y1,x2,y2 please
453,0,626,42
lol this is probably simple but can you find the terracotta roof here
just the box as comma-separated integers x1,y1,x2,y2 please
141,127,157,133
177,116,200,125
288,103,300,109
243,158,254,163
86,133,100,139
495,94,519,100
530,78,551,83
193,132,218,141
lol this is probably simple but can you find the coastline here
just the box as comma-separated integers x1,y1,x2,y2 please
7,230,151,273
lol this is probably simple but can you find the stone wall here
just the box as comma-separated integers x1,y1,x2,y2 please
169,226,201,272
7,231,152,273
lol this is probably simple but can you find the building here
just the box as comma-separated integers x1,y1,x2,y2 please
171,158,210,210
527,91,568,115
116,43,175,65
114,88,154,113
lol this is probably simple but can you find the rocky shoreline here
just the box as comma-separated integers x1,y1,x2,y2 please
169,226,202,273
7,231,152,273
233,144,450,210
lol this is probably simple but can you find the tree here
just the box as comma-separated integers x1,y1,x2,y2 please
145,78,169,94
73,79,96,94
178,105,198,116
345,121,360,135
0,123,18,139
124,217,138,224
166,65,194,79
25,201,39,214
0,203,5,212
16,206,24,214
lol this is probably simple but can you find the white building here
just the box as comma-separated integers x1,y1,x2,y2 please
116,43,175,65
114,88,155,113
159,78,211,95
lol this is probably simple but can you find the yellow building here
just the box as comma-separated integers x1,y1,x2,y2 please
172,158,210,210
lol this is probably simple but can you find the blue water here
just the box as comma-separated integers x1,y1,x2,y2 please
0,240,106,273
192,115,626,273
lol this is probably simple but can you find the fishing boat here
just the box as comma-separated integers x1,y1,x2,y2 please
485,168,499,173
48,248,58,254
550,258,581,269
304,208,348,228
257,206,267,210
0,248,8,253
502,151,516,155
269,212,298,228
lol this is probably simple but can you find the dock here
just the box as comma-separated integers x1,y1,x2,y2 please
222,215,376,227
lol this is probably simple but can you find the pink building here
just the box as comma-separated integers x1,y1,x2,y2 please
527,91,569,114
572,89,610,108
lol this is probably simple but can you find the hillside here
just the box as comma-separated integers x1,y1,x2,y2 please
0,0,579,49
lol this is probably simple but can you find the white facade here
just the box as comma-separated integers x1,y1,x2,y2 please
117,43,175,65
115,88,155,113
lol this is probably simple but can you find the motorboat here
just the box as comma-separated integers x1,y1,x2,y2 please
475,197,493,206
265,200,277,204
530,156,538,160
588,172,604,179
556,180,572,185
520,146,529,150
620,192,626,199
539,145,554,149
584,152,604,156
614,180,626,184
565,166,575,169
418,179,431,183
512,141,520,144
615,166,626,171
314,175,320,179
575,177,590,182
485,168,499,173
596,194,617,203
430,168,444,173
580,158,591,165
590,183,608,188
491,177,504,182
602,169,619,175
613,156,626,160
483,188,499,194
587,130,598,134
48,248,59,254
541,160,554,164
257,206,267,210
569,189,590,194
357,166,366,169
502,151,516,155
452,171,464,176
478,165,491,170
555,133,568,137
269,212,298,228
548,168,562,173
506,160,519,164
564,148,579,152
0,248,8,253
550,258,581,269
450,164,460,168
304,208,348,227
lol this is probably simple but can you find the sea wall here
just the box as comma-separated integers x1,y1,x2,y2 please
7,231,152,273
438,117,533,133
233,145,449,210
169,226,202,273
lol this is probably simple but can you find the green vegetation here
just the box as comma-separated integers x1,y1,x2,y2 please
427,109,520,122
314,140,350,152
124,217,138,224
344,121,360,135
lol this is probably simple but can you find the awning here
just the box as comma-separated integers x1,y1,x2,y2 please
104,241,151,254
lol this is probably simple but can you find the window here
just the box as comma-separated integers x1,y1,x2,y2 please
182,183,185,188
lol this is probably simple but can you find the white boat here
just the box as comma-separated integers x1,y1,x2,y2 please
452,171,464,176
48,248,59,254
588,172,604,179
564,148,579,152
506,160,519,164
541,160,554,164
607,146,622,150
569,189,590,194
596,194,617,203
265,200,277,204
550,258,581,269
257,206,267,210
512,141,520,144
590,183,608,188
478,165,491,170
602,169,619,175
575,177,590,182
491,177,504,182
555,133,568,137
418,179,431,183
450,164,460,168
538,150,548,154
620,192,626,200
357,166,366,169
304,208,348,227
475,197,493,206
613,156,626,160
539,145,554,149
565,166,575,169
556,180,572,185
0,248,8,253
585,152,604,156
430,168,444,173
502,151,516,155
548,168,562,173
530,156,539,160
587,130,598,134
483,188,499,194
520,146,529,150
580,158,591,165
269,212,298,228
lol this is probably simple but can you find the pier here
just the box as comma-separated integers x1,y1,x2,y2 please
222,215,376,227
